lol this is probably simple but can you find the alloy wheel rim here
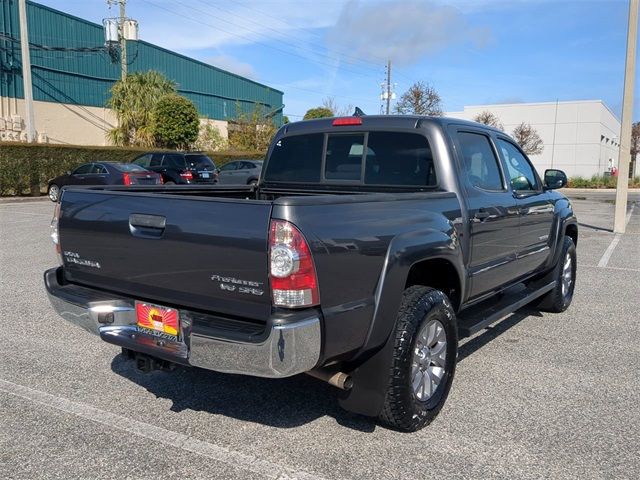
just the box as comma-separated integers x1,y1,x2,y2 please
49,185,59,201
561,252,573,298
411,318,447,401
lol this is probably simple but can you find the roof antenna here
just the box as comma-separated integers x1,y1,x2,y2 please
353,107,366,117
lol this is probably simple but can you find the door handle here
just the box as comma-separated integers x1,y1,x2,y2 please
473,210,491,222
129,214,166,239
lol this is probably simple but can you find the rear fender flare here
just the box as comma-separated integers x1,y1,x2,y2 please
339,228,464,417
356,227,464,359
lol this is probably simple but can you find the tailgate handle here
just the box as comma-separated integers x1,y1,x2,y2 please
129,214,166,238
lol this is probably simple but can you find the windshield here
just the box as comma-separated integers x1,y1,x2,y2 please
186,154,216,170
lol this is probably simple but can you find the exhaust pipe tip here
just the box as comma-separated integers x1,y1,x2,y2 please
306,369,353,391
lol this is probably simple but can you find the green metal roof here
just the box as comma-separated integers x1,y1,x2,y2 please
0,1,283,124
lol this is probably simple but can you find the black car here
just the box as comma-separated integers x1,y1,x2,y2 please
131,151,218,185
47,162,162,202
216,160,263,185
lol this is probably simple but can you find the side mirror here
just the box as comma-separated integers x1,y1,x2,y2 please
66,171,71,175
544,169,567,190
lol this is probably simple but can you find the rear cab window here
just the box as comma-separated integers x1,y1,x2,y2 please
264,131,437,187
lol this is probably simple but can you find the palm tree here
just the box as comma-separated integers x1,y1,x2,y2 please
107,71,176,147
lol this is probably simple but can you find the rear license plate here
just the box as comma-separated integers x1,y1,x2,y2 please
201,172,210,178
136,302,179,339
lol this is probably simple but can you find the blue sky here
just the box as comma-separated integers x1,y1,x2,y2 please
38,0,639,121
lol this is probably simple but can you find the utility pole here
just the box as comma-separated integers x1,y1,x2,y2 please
119,0,127,80
18,0,35,142
385,60,392,115
613,0,638,234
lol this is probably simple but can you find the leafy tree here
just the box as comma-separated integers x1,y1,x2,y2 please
228,104,277,151
107,71,176,147
511,122,544,156
303,107,334,120
282,115,290,124
322,97,354,117
151,94,200,150
472,111,504,131
194,121,228,151
394,81,443,116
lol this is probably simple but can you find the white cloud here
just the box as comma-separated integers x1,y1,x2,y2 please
206,55,257,80
327,0,493,66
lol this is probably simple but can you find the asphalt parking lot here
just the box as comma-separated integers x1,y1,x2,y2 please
1,192,639,479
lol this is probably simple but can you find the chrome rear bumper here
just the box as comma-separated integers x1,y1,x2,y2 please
44,268,321,378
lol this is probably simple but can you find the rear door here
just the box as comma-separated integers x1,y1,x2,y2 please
495,137,554,274
450,128,521,298
59,190,273,320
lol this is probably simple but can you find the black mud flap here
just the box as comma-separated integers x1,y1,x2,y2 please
338,334,396,417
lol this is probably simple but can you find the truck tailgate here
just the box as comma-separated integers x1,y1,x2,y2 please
59,190,272,320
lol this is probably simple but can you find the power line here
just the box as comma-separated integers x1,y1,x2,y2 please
141,0,384,81
192,0,386,76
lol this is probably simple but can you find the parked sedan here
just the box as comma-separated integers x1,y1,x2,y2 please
131,151,218,185
47,162,162,202
216,160,263,185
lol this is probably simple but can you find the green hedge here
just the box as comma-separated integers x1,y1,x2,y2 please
567,175,640,189
0,142,265,196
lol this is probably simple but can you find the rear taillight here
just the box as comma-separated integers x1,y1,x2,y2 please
180,171,193,181
51,202,62,261
269,219,319,308
123,172,132,185
158,175,164,185
332,117,362,126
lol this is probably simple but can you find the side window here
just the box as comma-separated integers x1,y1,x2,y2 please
497,139,539,191
325,134,365,181
163,154,186,169
365,132,436,186
150,154,163,167
456,132,504,191
220,162,238,171
133,154,152,167
72,164,93,175
91,164,107,174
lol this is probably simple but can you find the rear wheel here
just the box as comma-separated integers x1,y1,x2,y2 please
536,236,576,312
48,184,59,202
164,180,175,185
248,179,258,186
378,286,458,432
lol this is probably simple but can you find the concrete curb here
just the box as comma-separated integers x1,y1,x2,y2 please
0,196,50,204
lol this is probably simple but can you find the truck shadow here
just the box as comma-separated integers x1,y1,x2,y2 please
110,307,543,432
110,354,376,432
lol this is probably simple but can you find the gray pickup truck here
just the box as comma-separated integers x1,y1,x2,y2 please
45,115,577,431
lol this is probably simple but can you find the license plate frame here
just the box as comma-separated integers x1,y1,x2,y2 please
201,172,210,178
135,302,180,340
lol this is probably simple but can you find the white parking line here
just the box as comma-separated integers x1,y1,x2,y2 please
0,378,325,480
597,204,635,268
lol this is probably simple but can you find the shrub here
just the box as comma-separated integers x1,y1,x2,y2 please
0,142,264,196
152,94,200,150
567,175,640,188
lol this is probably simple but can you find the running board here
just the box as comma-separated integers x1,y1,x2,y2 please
457,280,556,338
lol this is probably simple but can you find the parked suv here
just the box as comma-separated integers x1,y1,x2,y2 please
131,152,218,184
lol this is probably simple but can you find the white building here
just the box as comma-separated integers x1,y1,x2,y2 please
447,100,623,178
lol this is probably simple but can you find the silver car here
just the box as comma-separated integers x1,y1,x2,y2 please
217,160,263,185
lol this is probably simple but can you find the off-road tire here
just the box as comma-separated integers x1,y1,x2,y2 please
378,286,458,432
536,236,576,313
